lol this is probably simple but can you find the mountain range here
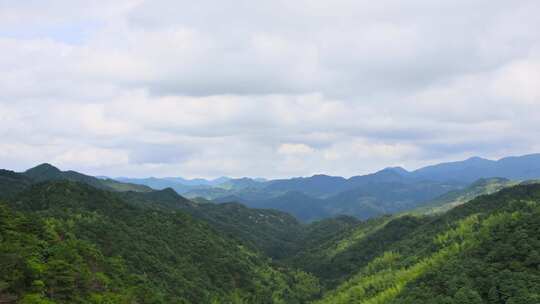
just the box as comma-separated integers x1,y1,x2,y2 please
111,153,540,221
1,156,539,303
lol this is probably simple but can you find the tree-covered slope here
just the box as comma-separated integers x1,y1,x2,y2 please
24,164,152,193
3,163,539,304
0,169,33,201
314,184,540,303
0,181,320,303
290,215,425,289
251,191,327,222
187,202,304,260
410,177,516,215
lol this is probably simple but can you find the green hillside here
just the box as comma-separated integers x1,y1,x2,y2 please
24,164,152,193
411,178,516,215
2,164,539,303
312,184,540,303
0,181,320,303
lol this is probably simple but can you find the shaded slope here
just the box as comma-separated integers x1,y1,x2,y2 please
0,169,33,200
1,181,320,303
188,202,303,259
252,191,327,222
24,163,152,193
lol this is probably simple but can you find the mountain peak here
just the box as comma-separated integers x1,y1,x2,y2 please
24,163,62,175
158,187,181,197
464,156,490,163
381,166,409,175
27,162,59,170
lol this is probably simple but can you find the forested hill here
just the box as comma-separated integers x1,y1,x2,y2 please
23,163,152,193
302,183,540,303
1,164,540,303
0,181,320,303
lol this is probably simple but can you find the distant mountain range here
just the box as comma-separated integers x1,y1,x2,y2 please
410,154,540,182
104,153,540,221
7,153,540,222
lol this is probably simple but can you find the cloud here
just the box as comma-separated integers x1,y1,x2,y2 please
0,0,539,178
278,143,315,156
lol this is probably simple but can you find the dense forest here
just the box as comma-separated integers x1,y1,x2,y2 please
1,164,539,303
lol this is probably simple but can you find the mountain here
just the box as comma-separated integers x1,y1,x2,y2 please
411,153,540,182
182,153,540,221
165,176,231,186
216,177,266,190
186,202,303,259
0,169,33,200
2,163,540,303
0,180,320,303
117,187,197,210
264,175,348,197
211,177,460,222
317,179,458,220
411,177,516,215
116,176,265,195
115,177,198,194
259,153,540,199
24,163,152,193
295,183,540,303
251,191,327,222
117,176,230,188
1,165,307,261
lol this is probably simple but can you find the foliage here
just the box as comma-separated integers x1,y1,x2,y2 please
313,184,540,303
3,164,540,303
0,181,320,303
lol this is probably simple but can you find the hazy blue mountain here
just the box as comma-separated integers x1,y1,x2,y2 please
257,154,540,200
115,176,265,194
206,153,540,221
213,181,461,222
251,191,328,222
115,177,198,193
216,177,266,190
162,176,231,186
264,175,348,197
260,167,430,199
210,168,462,221
212,194,250,204
317,179,459,220
411,153,540,182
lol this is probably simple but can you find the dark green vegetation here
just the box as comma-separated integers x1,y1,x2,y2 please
24,164,152,193
411,178,516,215
2,163,540,303
0,179,320,303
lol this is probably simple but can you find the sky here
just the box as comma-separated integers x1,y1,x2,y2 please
1,0,540,178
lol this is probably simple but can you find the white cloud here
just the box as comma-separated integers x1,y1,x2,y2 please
0,0,539,178
278,143,315,156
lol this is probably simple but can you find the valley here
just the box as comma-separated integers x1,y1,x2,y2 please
1,155,540,303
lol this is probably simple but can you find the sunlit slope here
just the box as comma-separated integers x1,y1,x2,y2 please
315,184,540,303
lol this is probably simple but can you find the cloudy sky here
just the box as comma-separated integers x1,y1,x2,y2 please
1,0,539,178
